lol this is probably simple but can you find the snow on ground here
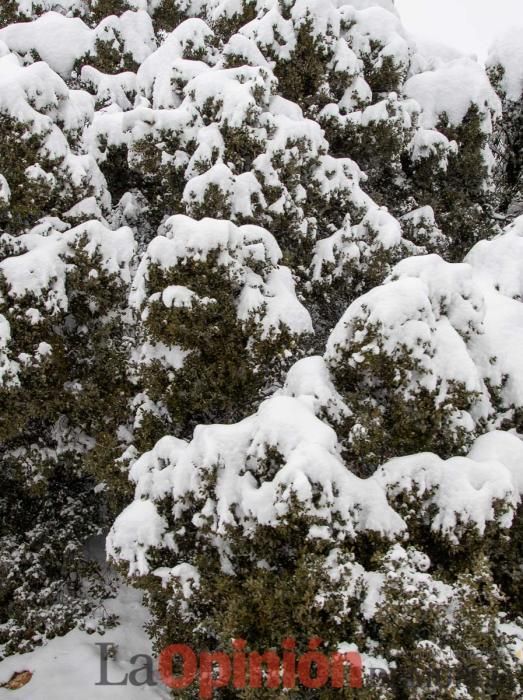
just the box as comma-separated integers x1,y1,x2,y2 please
0,584,169,699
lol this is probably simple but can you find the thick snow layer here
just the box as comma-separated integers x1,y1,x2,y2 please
407,127,456,166
0,584,170,700
376,451,519,541
241,6,297,62
469,431,523,495
410,38,465,72
465,215,523,300
0,221,136,312
185,65,276,127
479,287,523,410
247,266,314,337
0,13,93,77
222,33,271,68
137,19,211,109
326,254,489,403
96,10,157,67
0,315,19,388
0,10,156,78
0,175,10,204
282,355,351,420
290,0,340,39
130,215,312,337
461,217,523,408
109,501,170,577
108,394,408,576
487,26,523,101
0,53,69,132
346,5,409,69
405,57,501,130
81,67,138,111
110,389,523,576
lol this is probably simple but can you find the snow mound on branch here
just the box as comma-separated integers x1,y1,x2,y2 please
405,57,501,131
0,175,10,204
465,215,523,301
345,4,409,69
0,52,70,132
257,266,314,336
0,315,19,388
326,254,488,402
479,287,523,410
107,394,407,576
0,10,156,78
376,451,519,542
96,10,157,66
130,215,280,305
130,215,312,337
108,389,523,576
222,33,271,68
0,221,136,313
469,431,523,496
186,64,276,126
137,19,212,109
0,12,93,76
462,217,523,409
487,26,523,101
110,501,170,577
81,66,138,110
283,355,350,419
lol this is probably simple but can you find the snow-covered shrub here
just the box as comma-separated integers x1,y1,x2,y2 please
108,399,523,697
127,214,312,447
308,206,426,342
0,449,112,657
282,223,521,480
88,35,365,266
323,255,491,474
464,215,523,433
1,1,523,694
0,53,106,233
320,91,418,208
337,61,500,258
400,58,501,258
76,11,157,74
0,220,135,653
371,546,522,698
